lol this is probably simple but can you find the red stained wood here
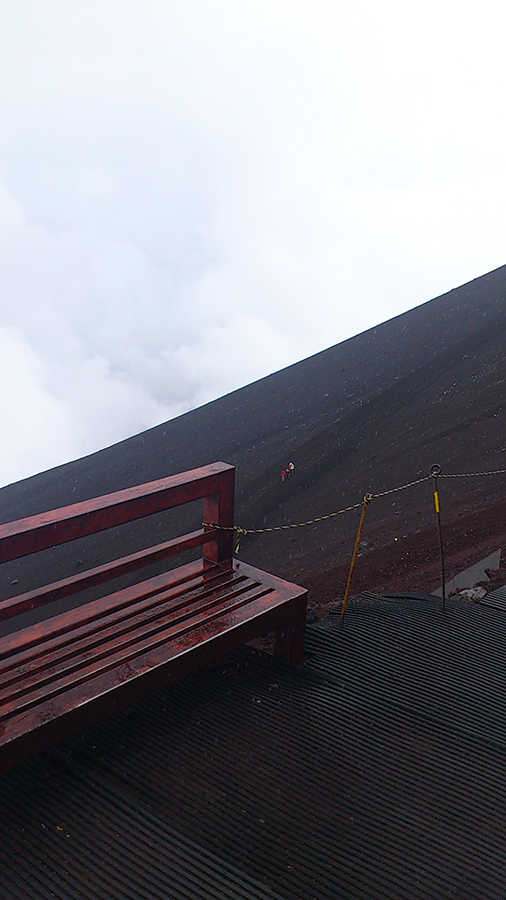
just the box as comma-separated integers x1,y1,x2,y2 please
1,578,259,705
0,565,246,677
0,462,233,563
203,466,235,563
0,462,307,774
0,529,213,621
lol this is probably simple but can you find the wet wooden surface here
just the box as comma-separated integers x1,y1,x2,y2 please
0,462,307,773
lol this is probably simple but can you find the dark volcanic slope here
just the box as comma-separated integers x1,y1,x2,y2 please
1,264,505,607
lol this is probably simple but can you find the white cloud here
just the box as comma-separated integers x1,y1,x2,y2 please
0,182,26,236
0,327,76,483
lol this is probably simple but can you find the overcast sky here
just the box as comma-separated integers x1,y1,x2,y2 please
1,0,505,487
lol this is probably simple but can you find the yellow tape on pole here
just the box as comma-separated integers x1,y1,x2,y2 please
434,490,440,513
340,494,373,622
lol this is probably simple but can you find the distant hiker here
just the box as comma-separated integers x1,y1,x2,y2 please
287,462,295,476
281,470,287,482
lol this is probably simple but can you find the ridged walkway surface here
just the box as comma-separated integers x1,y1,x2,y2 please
1,595,506,899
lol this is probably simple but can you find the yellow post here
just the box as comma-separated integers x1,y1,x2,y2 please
430,464,446,611
340,494,373,622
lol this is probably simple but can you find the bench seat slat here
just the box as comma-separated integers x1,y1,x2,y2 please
0,574,261,700
0,570,293,721
0,563,239,671
0,579,306,760
0,560,225,659
0,581,272,720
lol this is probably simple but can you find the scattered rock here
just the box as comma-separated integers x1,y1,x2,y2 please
457,587,486,603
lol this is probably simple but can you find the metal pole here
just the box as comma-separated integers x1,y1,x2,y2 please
431,464,446,611
341,494,373,622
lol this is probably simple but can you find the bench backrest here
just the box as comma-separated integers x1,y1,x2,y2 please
0,462,235,623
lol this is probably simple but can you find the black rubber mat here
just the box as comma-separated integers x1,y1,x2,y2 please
2,596,506,899
0,751,285,900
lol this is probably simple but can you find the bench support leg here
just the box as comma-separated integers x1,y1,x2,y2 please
273,595,307,665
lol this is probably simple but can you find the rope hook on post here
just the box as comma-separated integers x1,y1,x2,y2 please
431,464,446,611
340,493,373,622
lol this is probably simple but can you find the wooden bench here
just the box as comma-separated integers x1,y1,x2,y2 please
0,462,307,774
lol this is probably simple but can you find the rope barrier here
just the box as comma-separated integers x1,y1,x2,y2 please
370,474,431,499
203,462,506,616
204,467,506,546
204,499,364,539
439,469,506,478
